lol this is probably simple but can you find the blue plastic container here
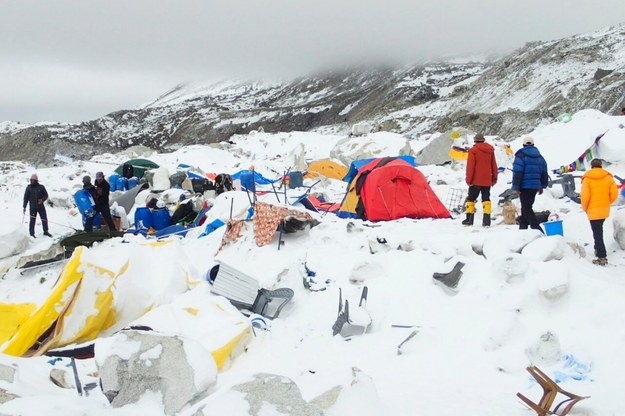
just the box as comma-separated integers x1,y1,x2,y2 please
127,177,138,190
82,212,101,229
109,174,120,192
118,177,128,192
134,207,153,229
74,190,95,217
152,209,171,231
543,220,563,236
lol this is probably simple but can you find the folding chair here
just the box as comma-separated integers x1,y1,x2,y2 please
332,287,371,338
517,366,589,416
210,261,294,319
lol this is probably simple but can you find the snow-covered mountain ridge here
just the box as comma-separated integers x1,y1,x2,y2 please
1,23,624,165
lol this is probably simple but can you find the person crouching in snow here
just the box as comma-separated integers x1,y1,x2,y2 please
462,133,498,226
581,159,618,266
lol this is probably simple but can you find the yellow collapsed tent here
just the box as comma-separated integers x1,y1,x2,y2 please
130,287,251,370
305,160,348,180
0,241,251,368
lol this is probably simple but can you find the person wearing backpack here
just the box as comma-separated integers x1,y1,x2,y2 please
22,173,51,238
511,137,549,233
462,133,498,226
581,159,618,266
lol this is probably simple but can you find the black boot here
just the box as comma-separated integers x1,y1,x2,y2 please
461,213,474,226
482,214,491,227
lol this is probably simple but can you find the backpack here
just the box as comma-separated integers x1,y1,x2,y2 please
191,178,215,194
214,174,233,195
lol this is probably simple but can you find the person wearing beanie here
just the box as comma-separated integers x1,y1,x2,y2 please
463,133,498,226
581,159,618,266
511,137,549,233
85,172,117,232
22,173,51,237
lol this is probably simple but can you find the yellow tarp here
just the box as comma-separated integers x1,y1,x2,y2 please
1,247,86,356
305,160,348,180
1,242,250,371
0,303,36,345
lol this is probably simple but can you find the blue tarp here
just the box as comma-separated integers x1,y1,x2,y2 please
177,163,206,180
343,156,417,183
231,170,281,185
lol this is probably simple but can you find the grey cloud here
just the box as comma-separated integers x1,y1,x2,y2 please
1,0,624,122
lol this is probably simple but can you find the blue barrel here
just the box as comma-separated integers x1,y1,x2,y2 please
134,207,153,229
109,174,120,192
127,177,138,190
152,209,171,231
118,177,128,191
82,212,101,229
74,190,95,217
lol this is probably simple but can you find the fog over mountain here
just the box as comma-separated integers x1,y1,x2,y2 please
2,0,625,122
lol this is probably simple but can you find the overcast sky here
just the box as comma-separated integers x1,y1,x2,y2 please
1,1,624,123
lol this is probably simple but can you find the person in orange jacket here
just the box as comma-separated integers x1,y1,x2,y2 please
581,159,618,265
463,133,498,226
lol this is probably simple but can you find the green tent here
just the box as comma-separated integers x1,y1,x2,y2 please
114,159,160,179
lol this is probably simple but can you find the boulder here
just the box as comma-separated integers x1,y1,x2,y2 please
0,364,16,383
0,226,30,260
482,229,542,260
613,210,625,250
491,253,529,283
533,262,570,301
193,371,376,416
351,122,372,136
521,235,569,261
96,331,217,415
329,132,412,166
0,388,19,405
525,331,562,367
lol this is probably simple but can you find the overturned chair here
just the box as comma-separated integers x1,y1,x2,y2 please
210,261,294,319
517,366,589,416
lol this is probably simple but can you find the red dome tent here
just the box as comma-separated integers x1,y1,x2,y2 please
352,157,450,221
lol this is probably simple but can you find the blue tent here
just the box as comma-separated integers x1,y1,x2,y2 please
343,155,416,183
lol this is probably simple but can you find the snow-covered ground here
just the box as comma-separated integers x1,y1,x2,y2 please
1,110,625,415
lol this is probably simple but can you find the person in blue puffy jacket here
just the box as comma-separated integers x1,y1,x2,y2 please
511,137,549,232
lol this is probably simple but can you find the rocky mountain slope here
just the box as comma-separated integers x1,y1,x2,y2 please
1,23,624,165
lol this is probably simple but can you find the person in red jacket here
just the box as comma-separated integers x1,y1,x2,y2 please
463,133,499,226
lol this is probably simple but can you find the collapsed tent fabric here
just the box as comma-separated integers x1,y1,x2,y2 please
0,241,191,357
305,160,349,180
114,159,160,179
129,286,251,370
338,157,451,221
230,170,281,185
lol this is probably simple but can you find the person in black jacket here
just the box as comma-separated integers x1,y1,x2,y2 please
85,172,117,232
22,173,51,237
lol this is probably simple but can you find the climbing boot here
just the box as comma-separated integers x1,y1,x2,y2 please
482,214,491,227
462,213,474,226
462,201,475,226
482,201,492,227
592,257,608,266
